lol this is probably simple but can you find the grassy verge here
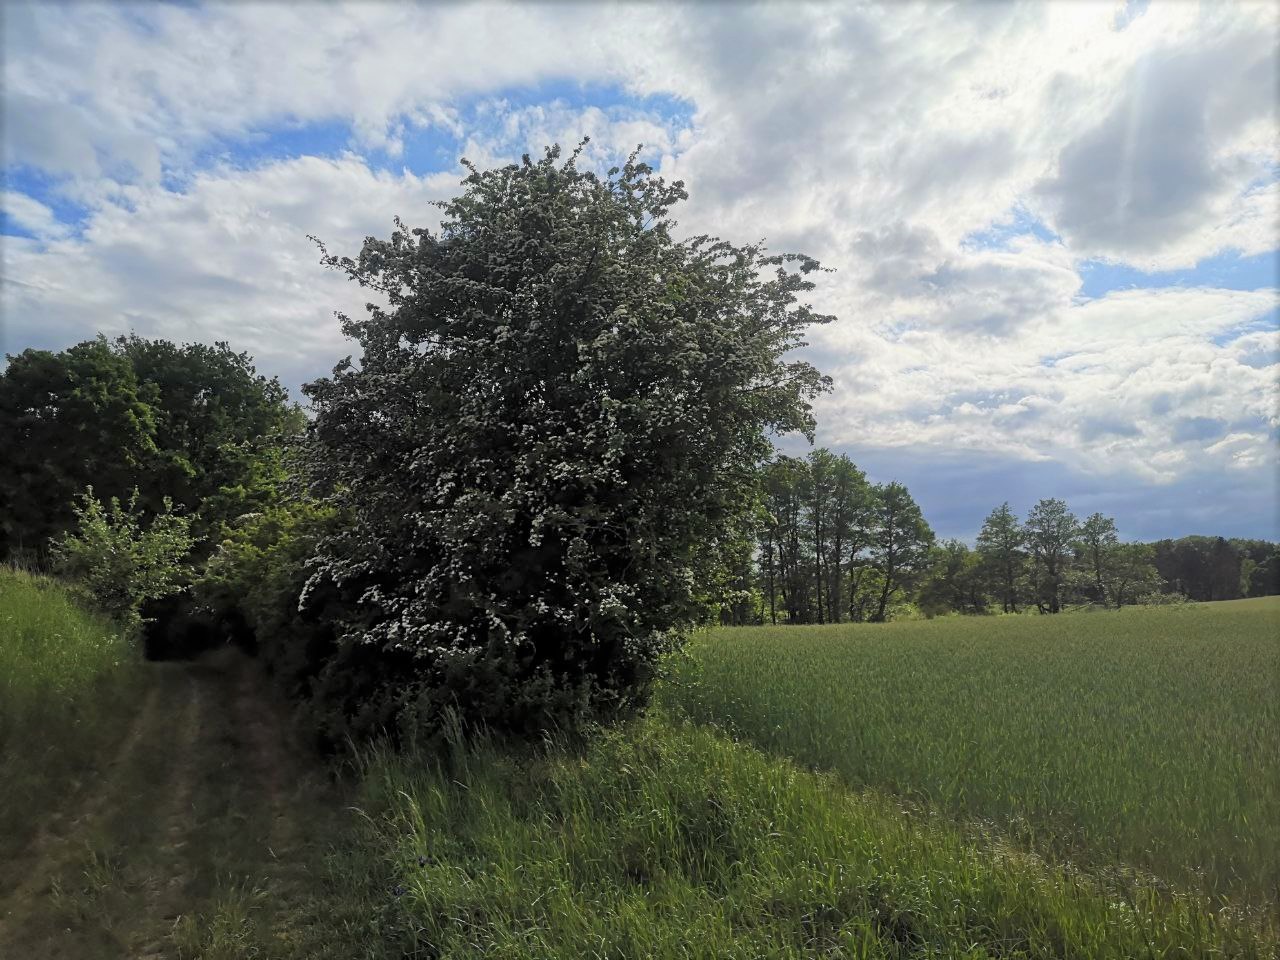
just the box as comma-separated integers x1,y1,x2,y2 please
6,573,1274,956
0,569,143,860
662,599,1280,906
326,714,1275,959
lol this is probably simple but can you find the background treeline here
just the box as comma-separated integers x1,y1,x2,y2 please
0,333,301,564
4,338,1275,649
717,449,1280,626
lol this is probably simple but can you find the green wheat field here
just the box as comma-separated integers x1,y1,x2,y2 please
665,598,1280,907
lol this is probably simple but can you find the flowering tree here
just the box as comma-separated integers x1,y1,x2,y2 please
302,144,831,736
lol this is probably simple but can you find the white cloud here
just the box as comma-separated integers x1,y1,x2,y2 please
2,0,1277,533
1,190,70,240
2,156,457,380
1032,13,1279,269
809,285,1278,483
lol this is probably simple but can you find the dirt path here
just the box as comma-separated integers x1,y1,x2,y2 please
0,683,163,915
0,648,337,960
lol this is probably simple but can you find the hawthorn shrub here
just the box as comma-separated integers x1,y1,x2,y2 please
301,144,831,740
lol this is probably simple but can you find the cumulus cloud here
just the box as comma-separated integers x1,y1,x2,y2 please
809,286,1278,485
1034,15,1279,268
1,191,70,240
2,0,1277,537
2,156,458,383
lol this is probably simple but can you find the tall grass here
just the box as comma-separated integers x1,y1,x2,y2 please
0,569,142,856
663,598,1280,907
343,716,1276,959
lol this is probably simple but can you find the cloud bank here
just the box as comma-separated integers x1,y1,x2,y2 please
3,0,1277,539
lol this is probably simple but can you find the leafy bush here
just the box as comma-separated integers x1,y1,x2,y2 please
301,144,831,740
195,498,372,745
53,487,195,633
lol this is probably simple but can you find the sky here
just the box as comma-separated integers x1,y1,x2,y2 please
2,0,1277,542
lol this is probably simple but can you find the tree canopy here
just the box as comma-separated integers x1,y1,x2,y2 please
300,144,832,736
0,335,299,559
0,338,157,557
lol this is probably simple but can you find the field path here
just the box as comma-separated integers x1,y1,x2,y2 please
0,647,335,959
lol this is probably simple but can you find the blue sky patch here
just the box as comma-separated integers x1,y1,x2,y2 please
183,80,695,183
1210,304,1278,347
961,207,1060,251
193,117,358,173
2,166,93,238
1078,249,1279,300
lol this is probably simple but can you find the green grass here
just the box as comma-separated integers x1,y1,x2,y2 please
338,716,1275,959
662,598,1280,908
0,568,142,858
5,573,1276,956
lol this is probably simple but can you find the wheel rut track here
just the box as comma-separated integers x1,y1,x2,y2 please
0,648,320,958
133,671,203,959
0,681,163,930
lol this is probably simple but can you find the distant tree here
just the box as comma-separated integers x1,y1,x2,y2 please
1078,513,1119,605
919,539,986,616
1224,537,1280,599
1024,498,1079,614
761,456,813,623
0,338,158,559
759,465,783,625
1246,547,1280,597
847,564,889,623
806,449,837,623
1207,537,1243,601
824,455,873,623
115,335,301,535
868,482,934,622
1151,535,1247,602
976,502,1026,613
302,144,831,737
757,450,877,625
1106,543,1160,608
1152,538,1200,598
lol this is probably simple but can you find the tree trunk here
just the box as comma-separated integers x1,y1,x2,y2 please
874,564,894,622
766,533,777,625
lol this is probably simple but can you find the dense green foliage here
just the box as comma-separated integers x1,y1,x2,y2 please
53,488,196,632
0,334,298,561
115,334,300,531
0,570,141,859
300,144,830,739
1153,535,1279,601
667,598,1280,906
0,338,157,560
758,452,930,624
193,498,369,745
